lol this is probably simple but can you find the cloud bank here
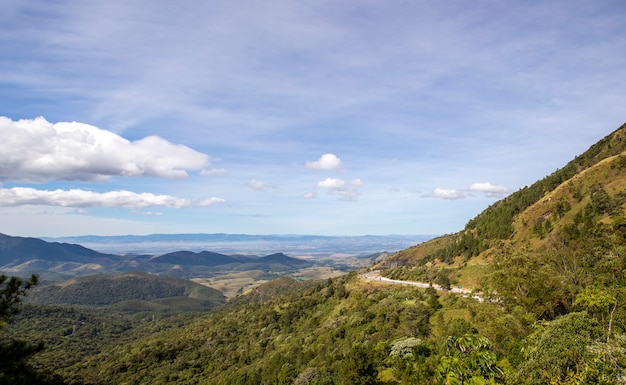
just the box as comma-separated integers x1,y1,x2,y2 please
0,116,211,182
0,187,225,208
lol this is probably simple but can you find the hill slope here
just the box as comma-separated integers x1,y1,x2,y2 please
27,272,226,312
378,122,626,317
0,233,120,265
150,250,241,266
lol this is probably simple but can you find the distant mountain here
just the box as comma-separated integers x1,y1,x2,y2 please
258,252,309,265
27,272,225,312
0,233,316,280
151,250,312,270
150,250,241,266
43,233,435,256
0,233,120,265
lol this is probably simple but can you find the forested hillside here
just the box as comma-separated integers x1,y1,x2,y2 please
384,124,626,300
27,272,226,312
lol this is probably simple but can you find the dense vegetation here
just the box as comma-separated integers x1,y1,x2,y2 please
27,272,225,312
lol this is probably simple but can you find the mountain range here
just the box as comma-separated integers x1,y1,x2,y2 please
0,233,313,280
41,233,433,256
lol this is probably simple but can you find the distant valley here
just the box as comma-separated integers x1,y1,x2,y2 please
42,233,434,256
0,232,433,298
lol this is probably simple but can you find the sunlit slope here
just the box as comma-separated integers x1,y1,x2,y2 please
380,122,626,285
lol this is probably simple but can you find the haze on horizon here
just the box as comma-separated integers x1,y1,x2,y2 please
1,1,625,237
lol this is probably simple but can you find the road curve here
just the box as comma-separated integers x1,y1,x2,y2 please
360,270,483,301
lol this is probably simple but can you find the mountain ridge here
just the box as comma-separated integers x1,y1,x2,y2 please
380,122,626,296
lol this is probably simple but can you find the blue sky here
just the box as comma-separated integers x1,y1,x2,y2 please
1,0,625,237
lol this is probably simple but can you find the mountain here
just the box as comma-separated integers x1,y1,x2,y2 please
380,123,626,312
390,123,626,266
42,233,434,256
27,271,226,312
0,233,314,281
150,250,312,270
257,252,310,266
150,250,241,266
0,233,120,265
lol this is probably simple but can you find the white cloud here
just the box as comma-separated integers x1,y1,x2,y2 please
248,179,267,191
0,116,211,182
199,197,227,206
303,192,316,199
429,188,465,200
315,177,362,201
316,177,345,189
306,154,342,170
0,187,224,208
469,182,509,197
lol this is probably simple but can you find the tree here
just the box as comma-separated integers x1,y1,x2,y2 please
0,274,67,384
340,344,379,385
485,252,567,318
511,312,603,384
436,333,504,384
0,274,38,327
574,287,617,340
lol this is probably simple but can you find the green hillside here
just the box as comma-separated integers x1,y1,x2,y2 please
382,123,626,300
27,272,226,312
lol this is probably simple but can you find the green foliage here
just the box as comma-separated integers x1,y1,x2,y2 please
28,272,225,312
0,274,37,328
580,334,626,385
0,274,72,384
436,333,504,384
340,344,379,385
511,312,604,384
484,252,568,318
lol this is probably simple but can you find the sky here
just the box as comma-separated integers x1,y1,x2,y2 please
1,0,625,237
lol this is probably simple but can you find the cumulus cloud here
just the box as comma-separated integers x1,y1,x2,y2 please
303,192,316,199
305,153,342,170
315,178,363,201
199,197,227,206
0,116,211,182
0,187,225,208
248,179,268,191
316,177,345,189
469,182,509,197
429,188,466,200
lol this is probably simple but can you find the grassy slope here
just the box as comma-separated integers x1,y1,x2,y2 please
380,122,626,290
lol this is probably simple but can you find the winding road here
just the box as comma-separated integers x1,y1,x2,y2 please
360,270,483,301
